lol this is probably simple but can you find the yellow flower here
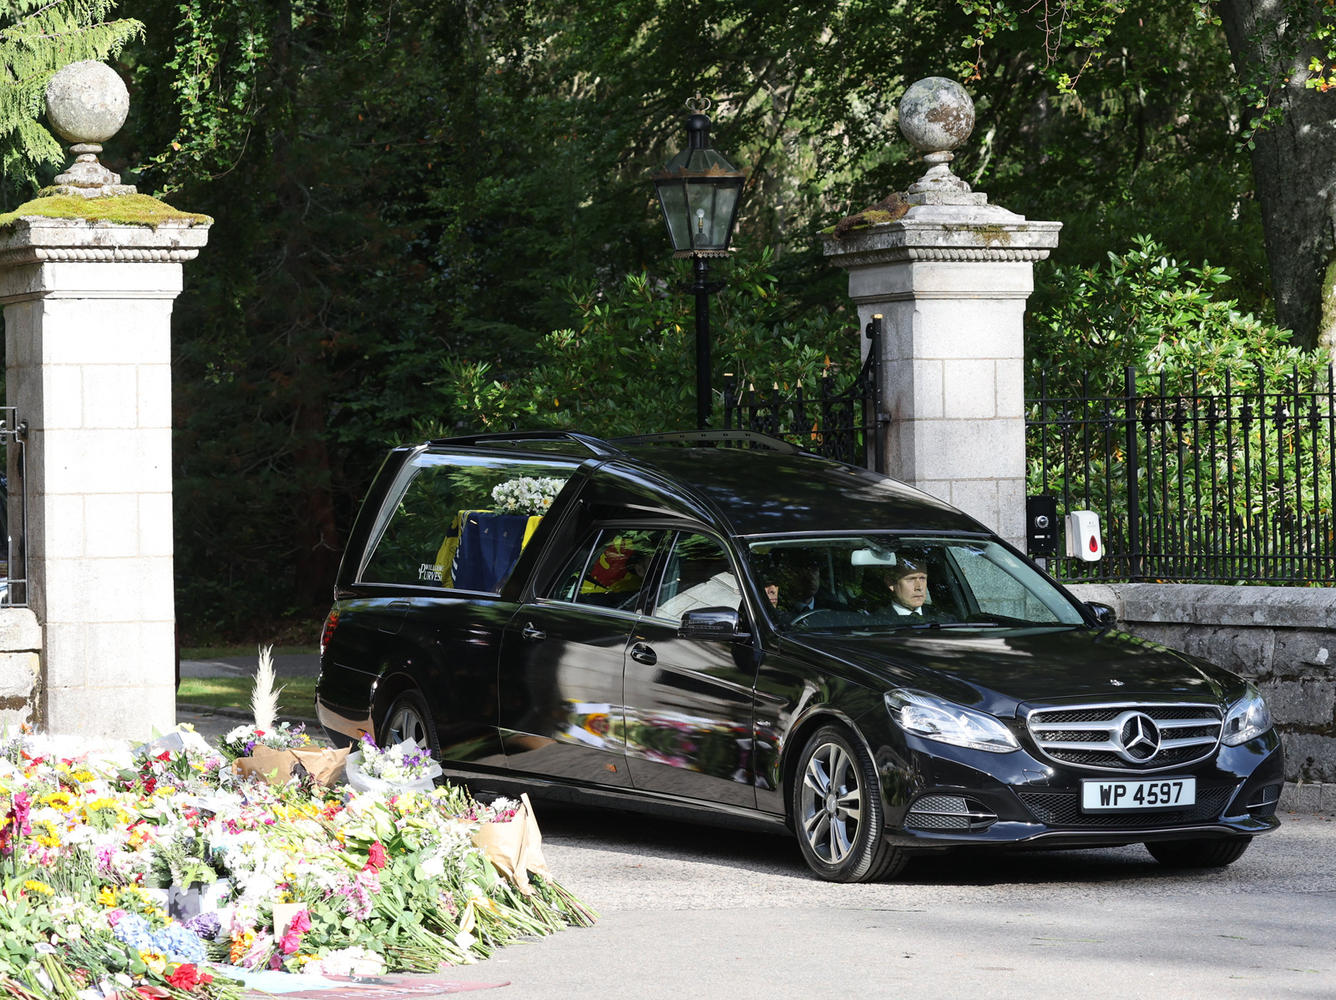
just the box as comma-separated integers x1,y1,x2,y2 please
140,950,167,976
96,886,118,907
40,791,73,812
31,819,60,848
23,879,54,896
72,768,96,783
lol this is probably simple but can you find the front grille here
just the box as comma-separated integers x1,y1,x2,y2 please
1019,782,1237,828
1026,702,1223,772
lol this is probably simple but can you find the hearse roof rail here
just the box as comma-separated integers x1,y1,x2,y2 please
425,430,626,458
612,429,802,454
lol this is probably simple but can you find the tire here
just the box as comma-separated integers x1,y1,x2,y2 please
377,688,442,761
1145,836,1252,869
791,724,906,883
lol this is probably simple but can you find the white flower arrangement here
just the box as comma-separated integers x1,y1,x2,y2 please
354,734,443,785
490,476,566,515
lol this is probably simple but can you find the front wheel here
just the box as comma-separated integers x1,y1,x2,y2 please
377,688,442,761
1145,836,1252,869
791,724,906,882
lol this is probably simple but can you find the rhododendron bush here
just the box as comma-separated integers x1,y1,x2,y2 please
0,726,593,999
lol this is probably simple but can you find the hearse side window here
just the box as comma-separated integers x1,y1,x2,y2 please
651,532,740,622
545,528,666,611
360,455,572,592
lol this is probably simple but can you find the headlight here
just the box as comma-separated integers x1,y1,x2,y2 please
885,689,1019,754
1222,685,1272,746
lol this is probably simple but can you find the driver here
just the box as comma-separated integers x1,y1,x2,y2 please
887,558,932,617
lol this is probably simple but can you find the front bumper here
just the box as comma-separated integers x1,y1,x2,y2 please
872,727,1285,852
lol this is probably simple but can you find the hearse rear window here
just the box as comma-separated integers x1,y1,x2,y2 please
360,453,574,592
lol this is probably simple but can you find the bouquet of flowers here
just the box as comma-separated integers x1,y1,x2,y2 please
0,725,595,996
219,721,311,762
346,735,443,794
490,476,566,515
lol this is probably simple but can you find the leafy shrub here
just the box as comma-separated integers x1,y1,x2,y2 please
417,246,859,438
1028,235,1323,396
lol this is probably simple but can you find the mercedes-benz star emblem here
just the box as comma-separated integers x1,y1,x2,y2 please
1116,712,1161,762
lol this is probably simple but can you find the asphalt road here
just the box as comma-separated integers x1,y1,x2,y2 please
433,804,1336,1000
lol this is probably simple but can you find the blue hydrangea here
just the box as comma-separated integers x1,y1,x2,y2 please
155,923,208,964
112,913,155,952
112,912,208,964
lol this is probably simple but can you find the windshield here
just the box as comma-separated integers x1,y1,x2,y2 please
746,535,1086,634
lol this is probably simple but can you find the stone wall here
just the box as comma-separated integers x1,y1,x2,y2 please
1067,582,1336,813
0,608,41,729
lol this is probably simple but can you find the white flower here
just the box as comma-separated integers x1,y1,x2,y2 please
490,476,566,515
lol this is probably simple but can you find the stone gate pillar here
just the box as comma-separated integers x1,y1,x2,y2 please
822,78,1060,549
0,62,210,738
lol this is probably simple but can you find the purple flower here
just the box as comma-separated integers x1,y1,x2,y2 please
184,911,221,941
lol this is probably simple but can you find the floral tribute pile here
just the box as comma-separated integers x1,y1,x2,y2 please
0,724,594,999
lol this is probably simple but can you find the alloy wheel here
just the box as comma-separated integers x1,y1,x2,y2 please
798,739,863,865
384,699,430,747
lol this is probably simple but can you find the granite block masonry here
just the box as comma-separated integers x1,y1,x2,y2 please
0,61,210,737
822,77,1060,550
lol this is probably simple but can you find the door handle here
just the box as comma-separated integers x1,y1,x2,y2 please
520,622,546,641
630,643,657,666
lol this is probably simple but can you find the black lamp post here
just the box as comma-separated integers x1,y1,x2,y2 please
652,108,745,428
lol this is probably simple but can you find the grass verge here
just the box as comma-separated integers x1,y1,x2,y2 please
177,675,319,720
180,645,314,660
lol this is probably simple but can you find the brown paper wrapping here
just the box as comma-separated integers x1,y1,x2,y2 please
470,793,550,895
233,745,350,787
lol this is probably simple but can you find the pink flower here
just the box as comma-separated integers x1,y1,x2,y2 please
279,909,311,954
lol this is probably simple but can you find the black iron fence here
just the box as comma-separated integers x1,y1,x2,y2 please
1,407,27,607
1028,366,1336,584
722,315,885,472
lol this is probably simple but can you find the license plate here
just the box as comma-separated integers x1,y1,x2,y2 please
1080,777,1196,812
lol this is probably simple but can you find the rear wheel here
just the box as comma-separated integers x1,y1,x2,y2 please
1145,836,1252,869
377,688,442,760
792,724,906,882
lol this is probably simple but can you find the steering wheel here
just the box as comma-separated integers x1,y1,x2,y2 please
787,608,823,627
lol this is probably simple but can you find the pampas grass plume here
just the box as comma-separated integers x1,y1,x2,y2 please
251,643,284,732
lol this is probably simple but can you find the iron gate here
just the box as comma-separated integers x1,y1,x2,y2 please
722,315,886,472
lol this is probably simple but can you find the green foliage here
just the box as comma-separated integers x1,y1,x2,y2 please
1028,236,1321,397
0,0,142,207
101,0,1324,635
418,246,859,438
1027,239,1333,582
958,0,1129,91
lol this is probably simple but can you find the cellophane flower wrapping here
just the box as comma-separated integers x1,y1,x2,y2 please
0,723,595,999
345,735,443,794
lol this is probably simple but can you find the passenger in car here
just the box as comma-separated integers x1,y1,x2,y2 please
766,554,824,623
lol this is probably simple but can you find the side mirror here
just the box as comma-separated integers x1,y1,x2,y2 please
678,607,750,642
1086,602,1117,628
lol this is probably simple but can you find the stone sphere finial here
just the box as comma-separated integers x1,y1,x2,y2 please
898,77,976,200
43,61,136,198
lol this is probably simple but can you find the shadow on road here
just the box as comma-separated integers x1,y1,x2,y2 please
529,798,1199,887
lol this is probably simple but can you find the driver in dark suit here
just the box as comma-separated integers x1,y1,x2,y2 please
886,557,945,620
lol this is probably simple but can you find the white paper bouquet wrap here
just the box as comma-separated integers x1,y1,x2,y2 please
345,737,443,794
